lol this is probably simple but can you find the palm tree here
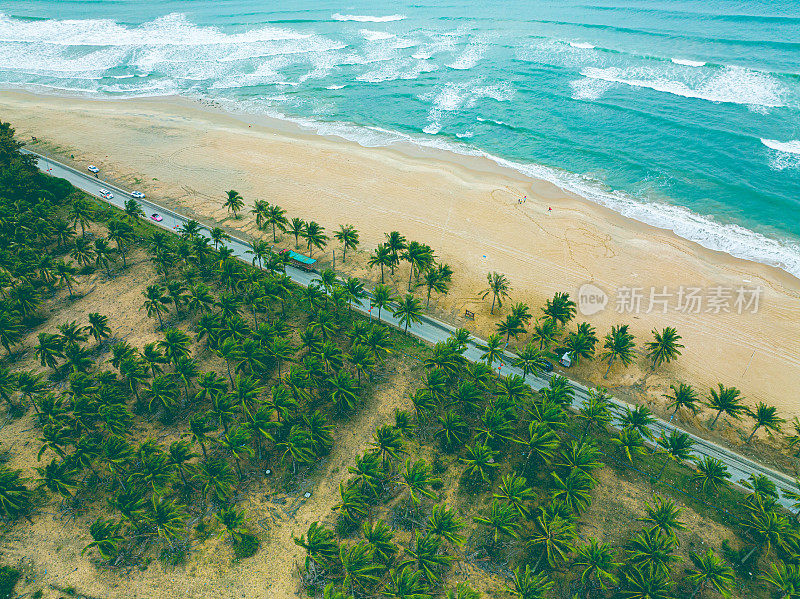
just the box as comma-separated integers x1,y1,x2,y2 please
480,334,505,370
402,531,453,584
147,495,188,547
402,241,434,291
86,312,111,345
70,236,96,267
461,443,498,487
578,389,613,440
482,271,511,314
144,375,180,415
36,459,78,498
168,439,197,487
645,327,684,370
340,541,382,593
620,566,673,599
107,220,134,268
687,549,734,598
368,244,393,284
194,457,236,504
508,565,553,599
334,224,359,263
664,383,699,423
124,198,145,221
435,411,470,452
626,528,677,576
94,237,116,276
426,504,465,548
251,199,269,229
370,283,396,322
573,538,620,597
512,342,545,377
69,198,94,237
224,190,244,218
521,420,559,471
393,294,423,333
747,402,784,443
385,231,407,275
613,429,647,463
474,499,520,547
564,328,596,365
400,458,440,509
210,227,229,249
188,414,215,459
655,429,694,481
639,496,685,540
706,383,746,429
542,292,576,326
497,314,525,343
293,521,339,570
219,425,254,479
530,318,558,351
759,561,800,598
494,473,535,518
691,456,730,493
34,332,64,369
601,324,636,378
384,565,430,599
247,239,270,269
82,518,124,561
143,284,171,329
287,217,305,248
265,204,288,242
528,507,576,569
620,404,656,441
55,260,78,297
302,221,328,256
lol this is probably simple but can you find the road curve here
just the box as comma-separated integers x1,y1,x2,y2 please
23,148,798,509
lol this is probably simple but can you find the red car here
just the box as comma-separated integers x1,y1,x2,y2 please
150,214,163,222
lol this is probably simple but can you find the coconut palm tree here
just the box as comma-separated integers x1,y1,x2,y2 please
461,443,499,487
302,221,328,257
194,457,236,504
293,521,339,570
143,284,171,329
219,425,253,479
168,439,197,488
528,507,576,569
572,538,620,597
402,241,434,291
287,217,304,248
664,383,700,423
530,318,559,351
55,260,78,297
601,324,636,378
94,237,115,276
246,239,270,270
69,198,94,237
542,292,576,326
655,429,694,481
474,499,520,547
626,528,677,577
393,294,423,333
639,496,685,541
620,404,656,440
224,190,244,218
564,328,596,365
368,244,393,284
687,549,734,598
508,565,554,599
613,429,647,463
144,375,180,416
265,204,288,242
107,219,134,269
70,236,96,267
759,561,800,598
159,327,192,365
370,424,406,468
385,231,407,275
619,566,673,599
691,456,730,494
83,312,110,346
210,227,229,250
496,314,525,344
400,458,440,509
514,342,548,377
482,271,511,315
82,518,124,561
645,327,684,370
402,531,454,584
706,383,746,429
480,334,505,372
34,332,64,369
370,283,396,323
435,411,470,452
426,503,465,548
124,198,145,221
251,199,269,230
340,541,382,593
578,388,613,441
494,473,535,518
334,224,359,263
520,420,559,471
747,402,784,443
36,459,78,498
384,565,430,599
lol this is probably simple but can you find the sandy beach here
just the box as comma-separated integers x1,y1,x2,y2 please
2,89,798,426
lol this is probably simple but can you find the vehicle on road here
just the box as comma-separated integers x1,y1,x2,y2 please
559,352,573,368
98,189,114,200
150,213,163,222
540,359,554,372
87,165,99,173
130,191,145,199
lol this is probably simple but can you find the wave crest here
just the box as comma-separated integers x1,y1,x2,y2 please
331,13,405,22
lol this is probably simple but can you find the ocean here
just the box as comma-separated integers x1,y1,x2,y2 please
1,0,799,276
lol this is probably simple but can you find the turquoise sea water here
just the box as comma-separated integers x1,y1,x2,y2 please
1,1,799,275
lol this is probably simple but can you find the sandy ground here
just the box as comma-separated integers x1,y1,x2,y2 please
2,90,799,433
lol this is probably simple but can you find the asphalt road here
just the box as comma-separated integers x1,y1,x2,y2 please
24,149,799,509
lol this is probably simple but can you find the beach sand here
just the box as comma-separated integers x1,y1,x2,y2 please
2,89,798,428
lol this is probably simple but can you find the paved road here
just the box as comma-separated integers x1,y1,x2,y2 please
25,149,799,509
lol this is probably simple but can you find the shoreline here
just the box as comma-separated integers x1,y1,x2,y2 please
1,89,799,422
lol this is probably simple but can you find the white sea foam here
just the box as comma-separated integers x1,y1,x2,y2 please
326,84,345,90
569,42,595,49
570,77,613,101
446,40,486,70
761,139,800,155
671,58,706,67
332,13,405,23
579,65,785,108
359,29,395,41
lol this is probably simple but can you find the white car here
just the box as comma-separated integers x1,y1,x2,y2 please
130,191,145,199
87,165,99,173
98,188,114,200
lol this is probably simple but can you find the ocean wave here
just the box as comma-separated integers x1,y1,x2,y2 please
359,29,395,41
761,139,800,155
579,65,786,108
569,42,595,49
446,40,487,70
671,58,706,67
325,84,345,89
331,13,405,23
